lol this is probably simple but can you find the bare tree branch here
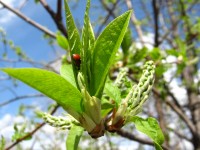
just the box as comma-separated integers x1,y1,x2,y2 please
0,94,44,107
39,0,68,38
97,0,119,36
166,100,196,135
0,0,56,38
167,127,192,142
152,0,159,47
125,0,144,45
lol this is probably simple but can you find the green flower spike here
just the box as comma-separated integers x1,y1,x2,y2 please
40,112,80,130
127,60,155,119
106,61,155,131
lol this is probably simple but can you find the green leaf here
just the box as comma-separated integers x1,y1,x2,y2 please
1,68,83,114
130,116,165,150
101,98,115,117
149,47,162,61
60,64,76,88
64,0,81,55
0,136,5,150
64,0,82,82
56,32,69,50
81,0,95,91
131,47,148,63
91,10,132,97
121,28,132,56
166,49,179,57
66,125,84,150
12,123,32,141
104,82,121,105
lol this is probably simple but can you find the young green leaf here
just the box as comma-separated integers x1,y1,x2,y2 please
121,28,132,56
91,10,132,98
56,32,69,50
101,98,115,117
81,0,95,91
64,0,82,83
66,125,84,150
60,64,76,88
104,82,121,105
64,0,81,55
1,68,83,115
130,116,165,150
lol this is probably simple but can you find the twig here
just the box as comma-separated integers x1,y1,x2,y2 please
163,83,183,111
17,0,29,10
166,100,196,135
5,105,59,150
39,0,68,38
153,87,196,136
0,94,44,107
0,0,56,38
125,0,144,45
116,129,168,150
152,0,159,47
140,0,153,28
167,127,192,142
97,0,119,36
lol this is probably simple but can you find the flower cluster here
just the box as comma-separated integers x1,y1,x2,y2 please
41,61,155,138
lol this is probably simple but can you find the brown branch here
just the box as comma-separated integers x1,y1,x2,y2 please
0,94,44,107
163,83,183,111
101,0,116,18
39,0,68,38
152,0,159,47
116,129,168,150
56,0,62,21
167,127,192,142
166,0,178,39
0,0,56,38
140,0,153,27
166,100,196,135
17,0,29,10
97,0,119,36
125,0,144,45
5,105,59,150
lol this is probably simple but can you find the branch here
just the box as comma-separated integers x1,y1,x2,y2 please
101,0,116,18
153,88,196,139
0,94,44,107
39,0,68,38
97,0,119,36
125,0,144,45
140,0,153,27
17,0,29,10
167,127,192,142
163,83,183,111
0,0,56,38
152,0,159,47
56,0,62,21
116,129,168,150
166,100,196,135
5,105,59,150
